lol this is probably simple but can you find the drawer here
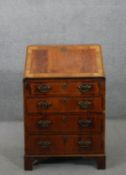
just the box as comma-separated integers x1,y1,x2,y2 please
26,79,102,97
25,113,104,134
26,135,63,155
26,97,104,113
65,135,104,154
26,135,104,155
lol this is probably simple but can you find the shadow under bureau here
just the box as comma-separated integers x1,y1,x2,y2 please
23,45,106,170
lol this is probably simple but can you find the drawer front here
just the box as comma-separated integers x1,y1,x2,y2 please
27,135,63,155
27,79,101,97
26,97,104,113
25,113,104,133
65,135,104,154
26,135,104,155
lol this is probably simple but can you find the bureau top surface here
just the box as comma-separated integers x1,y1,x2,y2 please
24,45,105,78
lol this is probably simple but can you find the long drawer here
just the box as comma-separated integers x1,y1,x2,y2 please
25,113,104,134
26,135,104,155
26,97,104,113
25,79,103,97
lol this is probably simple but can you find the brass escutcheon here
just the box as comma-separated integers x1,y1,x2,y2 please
78,119,92,127
78,140,92,148
38,101,52,110
37,84,51,93
38,141,52,148
38,120,52,128
78,84,92,93
78,100,91,109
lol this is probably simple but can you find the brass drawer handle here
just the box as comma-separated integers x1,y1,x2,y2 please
38,101,52,110
38,141,52,148
37,84,51,93
78,100,92,109
78,84,92,93
78,119,92,128
78,140,92,148
38,120,52,128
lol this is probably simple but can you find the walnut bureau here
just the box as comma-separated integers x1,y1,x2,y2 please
23,45,106,170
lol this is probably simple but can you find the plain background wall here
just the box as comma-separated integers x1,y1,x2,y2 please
0,0,126,121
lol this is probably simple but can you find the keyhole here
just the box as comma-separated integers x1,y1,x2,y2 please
62,83,68,89
62,115,67,123
62,97,68,104
63,135,68,144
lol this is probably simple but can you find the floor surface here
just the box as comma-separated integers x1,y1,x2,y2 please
0,119,125,175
